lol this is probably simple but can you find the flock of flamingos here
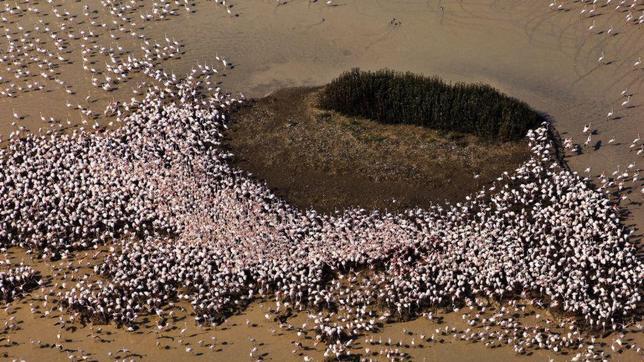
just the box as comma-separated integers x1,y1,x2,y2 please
0,0,642,361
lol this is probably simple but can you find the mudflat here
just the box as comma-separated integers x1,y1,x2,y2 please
226,86,531,213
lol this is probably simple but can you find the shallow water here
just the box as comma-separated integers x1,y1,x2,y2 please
0,1,642,361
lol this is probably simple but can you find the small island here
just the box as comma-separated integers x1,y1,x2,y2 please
226,69,541,212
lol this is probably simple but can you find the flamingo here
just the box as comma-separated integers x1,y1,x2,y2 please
621,95,631,107
583,123,591,133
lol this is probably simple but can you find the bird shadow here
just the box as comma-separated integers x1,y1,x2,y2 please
593,140,602,151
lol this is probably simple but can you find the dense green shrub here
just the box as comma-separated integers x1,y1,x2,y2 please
318,69,541,141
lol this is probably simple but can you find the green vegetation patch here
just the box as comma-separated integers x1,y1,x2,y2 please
318,68,542,141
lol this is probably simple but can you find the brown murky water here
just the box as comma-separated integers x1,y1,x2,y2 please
4,246,642,361
0,0,642,360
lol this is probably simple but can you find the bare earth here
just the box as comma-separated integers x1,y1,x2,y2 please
0,0,642,361
225,86,531,213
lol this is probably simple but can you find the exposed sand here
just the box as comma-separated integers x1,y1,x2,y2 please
0,0,642,361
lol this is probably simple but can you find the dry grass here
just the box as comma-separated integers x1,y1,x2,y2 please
224,87,531,213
